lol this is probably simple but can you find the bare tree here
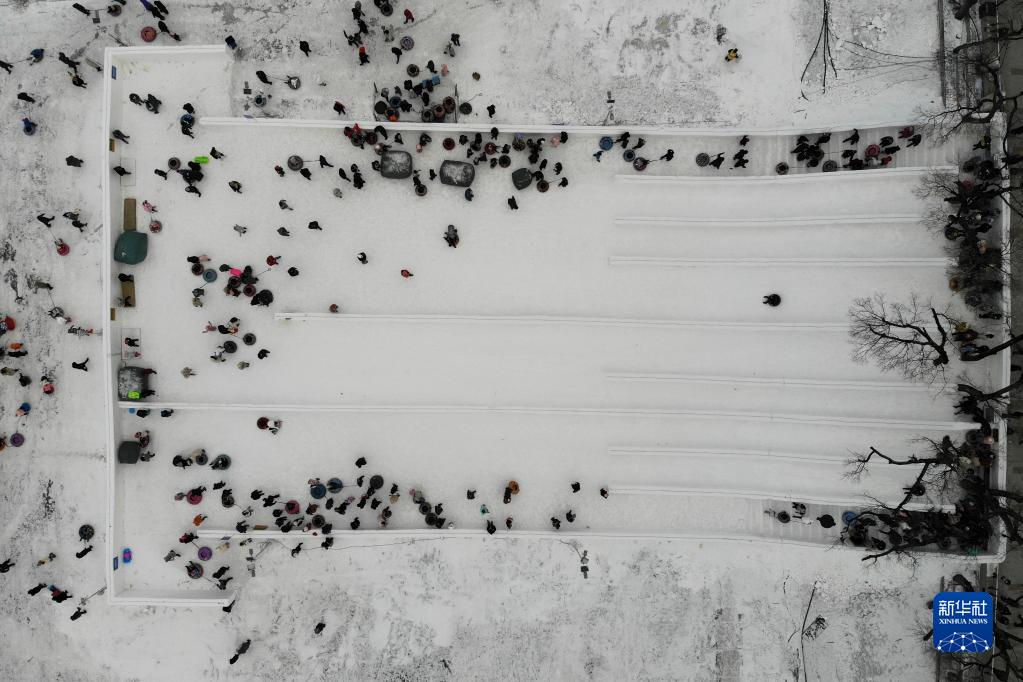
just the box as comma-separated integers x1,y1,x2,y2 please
846,436,975,499
844,472,1022,563
849,294,954,383
799,0,838,97
951,0,1021,49
959,373,1023,407
928,53,1021,138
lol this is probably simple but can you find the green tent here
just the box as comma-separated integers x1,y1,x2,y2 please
114,231,148,264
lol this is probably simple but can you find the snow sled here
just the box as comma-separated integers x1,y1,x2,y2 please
210,454,231,470
439,161,475,188
380,150,413,179
511,168,533,191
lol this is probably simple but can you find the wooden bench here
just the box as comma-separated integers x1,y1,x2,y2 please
123,198,137,231
120,279,136,308
120,198,137,306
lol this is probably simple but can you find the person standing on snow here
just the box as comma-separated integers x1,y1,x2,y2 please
443,225,459,248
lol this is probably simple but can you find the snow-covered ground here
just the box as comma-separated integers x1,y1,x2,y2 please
0,0,989,679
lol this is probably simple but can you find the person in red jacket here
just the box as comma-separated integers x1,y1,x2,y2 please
403,8,414,23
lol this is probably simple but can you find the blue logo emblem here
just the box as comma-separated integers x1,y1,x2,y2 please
933,592,993,653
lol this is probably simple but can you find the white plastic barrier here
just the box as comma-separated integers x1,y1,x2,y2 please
200,116,940,138
607,256,950,268
613,214,921,228
115,399,970,432
614,165,958,184
274,310,850,331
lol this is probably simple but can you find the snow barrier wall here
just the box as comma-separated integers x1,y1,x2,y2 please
99,45,1008,606
102,45,233,607
991,118,1011,563
199,115,939,138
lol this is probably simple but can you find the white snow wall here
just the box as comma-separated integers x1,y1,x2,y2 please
101,45,1011,607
